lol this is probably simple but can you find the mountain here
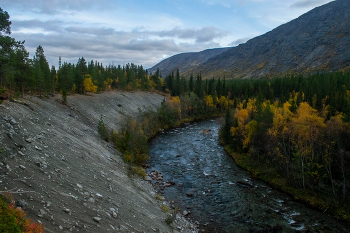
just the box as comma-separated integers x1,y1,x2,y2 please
149,0,350,79
147,47,230,76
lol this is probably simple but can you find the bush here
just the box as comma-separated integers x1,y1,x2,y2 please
98,115,109,142
161,204,172,214
113,117,148,165
61,89,67,105
132,166,147,177
0,193,43,233
165,215,173,225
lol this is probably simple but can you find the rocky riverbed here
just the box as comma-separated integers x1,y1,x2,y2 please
0,91,197,233
147,119,350,233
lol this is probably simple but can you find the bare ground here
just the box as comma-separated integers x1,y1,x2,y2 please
0,91,198,233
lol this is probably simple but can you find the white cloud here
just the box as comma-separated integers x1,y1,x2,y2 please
228,37,251,46
290,0,334,9
3,0,337,69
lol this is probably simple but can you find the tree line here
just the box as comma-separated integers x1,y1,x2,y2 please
219,72,350,221
3,6,350,221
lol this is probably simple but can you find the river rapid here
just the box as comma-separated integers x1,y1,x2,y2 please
147,119,350,232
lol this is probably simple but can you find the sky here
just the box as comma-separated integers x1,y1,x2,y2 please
2,0,334,69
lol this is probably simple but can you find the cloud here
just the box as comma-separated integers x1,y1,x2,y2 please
12,19,64,32
65,26,116,36
10,18,225,68
1,0,117,14
290,0,334,9
5,0,333,69
228,37,251,46
158,26,229,43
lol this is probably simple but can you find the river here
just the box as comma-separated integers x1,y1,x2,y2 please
147,119,349,232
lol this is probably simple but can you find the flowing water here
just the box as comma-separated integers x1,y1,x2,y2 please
147,119,350,232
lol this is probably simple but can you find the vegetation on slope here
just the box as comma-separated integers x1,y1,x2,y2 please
219,72,350,222
0,148,43,233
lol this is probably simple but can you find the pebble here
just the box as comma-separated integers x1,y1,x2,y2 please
18,151,25,156
35,146,42,151
77,184,83,189
16,200,27,207
186,192,194,197
19,165,26,170
10,118,17,125
39,209,46,215
144,176,152,181
93,217,101,223
25,138,33,143
119,225,127,231
63,208,71,213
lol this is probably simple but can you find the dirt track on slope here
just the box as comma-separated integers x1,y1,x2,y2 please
0,91,197,233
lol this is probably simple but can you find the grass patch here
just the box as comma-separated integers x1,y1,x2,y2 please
155,193,164,201
165,215,173,225
160,204,172,214
132,166,147,177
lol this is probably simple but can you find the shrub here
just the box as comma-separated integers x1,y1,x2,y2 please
62,89,67,105
113,117,148,165
0,193,43,233
165,215,173,225
98,115,109,142
161,204,172,214
132,166,147,177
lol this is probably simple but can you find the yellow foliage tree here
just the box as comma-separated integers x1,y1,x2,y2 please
218,96,229,111
167,96,181,120
205,95,214,107
243,120,258,148
290,102,326,188
104,78,113,90
83,74,97,93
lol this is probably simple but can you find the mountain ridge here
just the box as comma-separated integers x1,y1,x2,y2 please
149,0,350,79
148,47,230,76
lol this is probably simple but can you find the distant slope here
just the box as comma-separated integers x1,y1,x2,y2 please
147,47,230,76
150,0,350,79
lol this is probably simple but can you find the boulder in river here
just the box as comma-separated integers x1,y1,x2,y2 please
236,180,253,187
186,192,193,197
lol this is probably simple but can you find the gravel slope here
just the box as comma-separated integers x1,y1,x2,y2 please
0,91,197,233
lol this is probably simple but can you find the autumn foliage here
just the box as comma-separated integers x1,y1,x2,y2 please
0,193,43,233
221,94,350,219
83,74,97,93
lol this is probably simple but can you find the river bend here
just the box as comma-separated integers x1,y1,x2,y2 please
147,119,349,232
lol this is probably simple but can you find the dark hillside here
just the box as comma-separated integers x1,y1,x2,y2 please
150,0,350,79
147,47,230,76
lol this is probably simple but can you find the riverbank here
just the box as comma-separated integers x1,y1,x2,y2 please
222,145,350,225
0,91,198,232
147,119,350,232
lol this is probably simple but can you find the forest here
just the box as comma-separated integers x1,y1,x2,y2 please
2,5,350,225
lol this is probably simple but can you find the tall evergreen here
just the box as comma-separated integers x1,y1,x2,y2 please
189,74,194,92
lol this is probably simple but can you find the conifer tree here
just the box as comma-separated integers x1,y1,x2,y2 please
189,74,194,92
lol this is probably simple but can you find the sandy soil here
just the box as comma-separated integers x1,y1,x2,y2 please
0,91,198,233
